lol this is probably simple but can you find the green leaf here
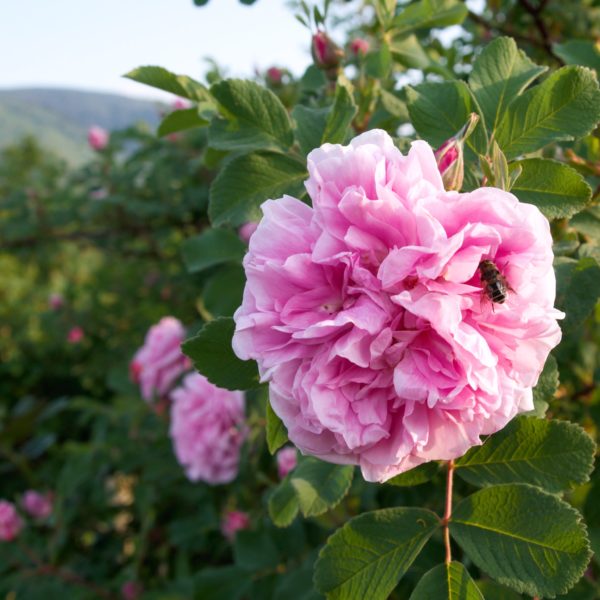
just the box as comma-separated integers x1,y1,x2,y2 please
511,158,592,219
266,400,288,454
157,107,209,136
365,43,393,79
268,477,299,528
410,562,483,600
379,90,410,120
387,462,439,487
374,0,396,28
571,206,600,242
195,566,251,600
181,317,260,391
495,66,600,159
406,81,487,154
234,529,280,571
530,353,559,416
209,79,294,152
293,105,329,156
455,417,595,492
290,458,354,518
555,256,600,332
450,484,592,597
392,0,467,36
124,65,213,103
203,266,245,317
314,507,439,600
390,34,431,69
181,228,246,273
209,152,307,228
474,580,522,600
554,40,600,75
321,82,358,144
470,37,547,134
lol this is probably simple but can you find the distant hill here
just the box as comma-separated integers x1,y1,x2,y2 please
0,88,163,166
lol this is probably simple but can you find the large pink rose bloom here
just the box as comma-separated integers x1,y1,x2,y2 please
131,317,190,402
169,373,246,484
233,130,563,483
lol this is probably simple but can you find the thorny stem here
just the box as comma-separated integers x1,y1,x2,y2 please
442,460,455,564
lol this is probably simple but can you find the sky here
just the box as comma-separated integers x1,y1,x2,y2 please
0,0,314,100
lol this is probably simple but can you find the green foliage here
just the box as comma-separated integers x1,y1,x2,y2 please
158,107,209,136
181,317,259,390
455,417,595,492
314,508,439,600
321,81,358,144
266,400,288,454
554,40,600,75
386,462,439,487
410,562,483,600
531,353,559,416
268,477,299,527
181,229,246,274
391,0,467,37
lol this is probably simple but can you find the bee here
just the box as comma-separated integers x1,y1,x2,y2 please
478,260,513,305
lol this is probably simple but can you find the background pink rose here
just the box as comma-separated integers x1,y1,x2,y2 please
221,510,250,541
276,446,298,479
22,490,53,519
0,500,23,541
233,130,563,483
131,316,190,402
88,126,109,151
67,326,84,344
169,373,246,484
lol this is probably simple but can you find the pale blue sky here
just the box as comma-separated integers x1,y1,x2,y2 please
0,0,313,100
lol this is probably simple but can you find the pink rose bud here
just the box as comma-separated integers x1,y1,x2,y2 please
312,30,344,71
121,581,143,600
21,491,53,520
350,38,369,56
0,500,23,542
239,222,258,243
434,113,479,191
48,293,64,311
172,98,190,111
221,510,250,541
88,126,109,151
266,67,283,85
67,326,84,344
276,447,298,479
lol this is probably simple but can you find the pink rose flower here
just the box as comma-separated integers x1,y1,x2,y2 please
239,222,259,243
221,510,250,541
48,293,64,311
169,373,246,484
266,67,283,85
67,326,84,344
276,446,298,479
88,126,109,151
350,38,370,56
121,581,143,600
172,97,190,111
0,500,23,541
233,129,563,483
131,317,190,402
21,491,53,520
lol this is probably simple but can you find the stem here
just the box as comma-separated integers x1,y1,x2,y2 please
443,459,455,565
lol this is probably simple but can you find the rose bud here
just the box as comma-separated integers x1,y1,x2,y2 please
21,490,53,520
312,30,344,74
266,67,283,85
276,447,297,479
221,510,250,541
88,126,109,151
350,38,369,56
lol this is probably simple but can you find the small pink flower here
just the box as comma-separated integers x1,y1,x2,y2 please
0,501,23,542
67,326,84,344
121,581,143,600
21,491,53,520
172,98,190,111
131,317,190,402
266,67,283,85
48,293,64,311
88,126,109,151
221,510,250,541
170,373,246,484
239,222,259,243
312,30,344,70
276,447,298,479
350,38,370,56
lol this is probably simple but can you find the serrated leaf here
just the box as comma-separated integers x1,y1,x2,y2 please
266,400,288,454
268,477,299,528
392,0,467,36
495,66,600,159
530,353,558,416
555,256,600,331
157,107,209,136
203,266,245,317
314,507,439,600
410,562,483,600
321,82,358,144
124,65,213,103
290,458,354,518
390,34,430,69
474,580,523,600
182,317,260,391
470,37,547,134
181,228,246,273
455,417,595,492
208,79,294,152
511,158,592,219
209,152,307,228
379,90,409,120
387,462,439,487
293,105,330,156
450,484,592,598
554,40,600,75
406,81,487,154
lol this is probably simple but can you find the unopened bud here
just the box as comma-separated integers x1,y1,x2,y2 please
350,38,370,56
312,30,344,73
434,113,479,191
266,67,283,85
